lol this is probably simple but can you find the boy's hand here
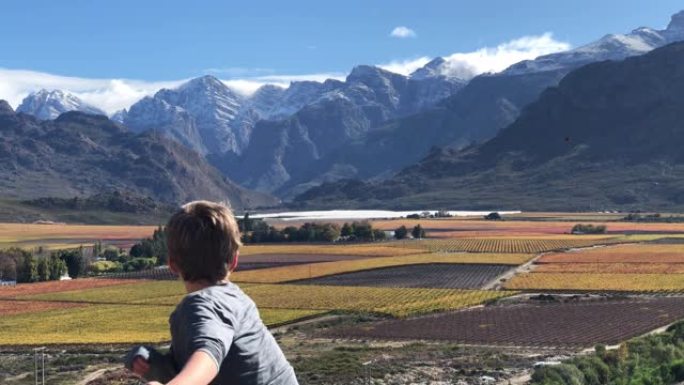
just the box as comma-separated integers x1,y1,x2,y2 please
146,382,164,385
132,356,151,377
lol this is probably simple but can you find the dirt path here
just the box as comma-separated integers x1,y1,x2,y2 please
483,253,546,290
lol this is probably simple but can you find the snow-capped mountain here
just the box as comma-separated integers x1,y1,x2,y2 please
124,76,246,155
504,11,684,75
221,64,466,194
16,89,106,120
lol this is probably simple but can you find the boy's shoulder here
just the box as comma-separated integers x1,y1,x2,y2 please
172,283,250,321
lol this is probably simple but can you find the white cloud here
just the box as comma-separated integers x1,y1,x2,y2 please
0,68,344,114
0,68,185,114
378,56,431,76
380,33,570,79
0,33,569,115
390,26,416,39
441,33,570,79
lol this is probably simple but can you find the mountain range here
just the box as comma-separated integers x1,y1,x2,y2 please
7,10,684,212
294,40,684,211
0,101,277,211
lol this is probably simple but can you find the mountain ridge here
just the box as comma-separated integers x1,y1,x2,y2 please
293,41,684,211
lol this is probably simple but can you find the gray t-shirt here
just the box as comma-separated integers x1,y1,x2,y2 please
170,282,298,385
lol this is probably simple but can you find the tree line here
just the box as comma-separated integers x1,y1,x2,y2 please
0,247,86,283
239,214,428,243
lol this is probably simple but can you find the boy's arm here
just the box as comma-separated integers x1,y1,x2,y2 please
157,350,218,385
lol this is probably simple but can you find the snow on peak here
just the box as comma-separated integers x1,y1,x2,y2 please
17,89,106,120
502,10,684,76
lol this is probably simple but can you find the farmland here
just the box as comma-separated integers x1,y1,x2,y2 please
296,263,513,289
3,214,684,384
507,243,684,292
326,297,684,347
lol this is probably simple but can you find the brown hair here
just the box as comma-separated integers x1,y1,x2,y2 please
166,200,242,283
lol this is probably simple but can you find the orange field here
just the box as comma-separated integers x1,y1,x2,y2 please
538,244,684,264
535,263,684,274
0,222,156,249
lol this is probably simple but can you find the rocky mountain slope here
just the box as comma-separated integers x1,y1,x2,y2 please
293,41,684,211
0,101,277,209
294,10,684,197
219,65,465,195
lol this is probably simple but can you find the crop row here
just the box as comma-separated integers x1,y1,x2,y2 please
395,237,625,254
327,297,684,347
504,272,684,292
241,243,421,257
231,253,532,283
535,263,684,274
538,244,684,264
20,280,514,318
297,263,513,290
0,303,324,345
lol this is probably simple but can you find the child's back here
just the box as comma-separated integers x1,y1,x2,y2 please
127,200,298,385
171,282,296,385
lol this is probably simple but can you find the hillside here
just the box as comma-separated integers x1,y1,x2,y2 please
293,42,684,211
0,104,278,212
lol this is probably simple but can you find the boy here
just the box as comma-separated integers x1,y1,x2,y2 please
127,201,298,385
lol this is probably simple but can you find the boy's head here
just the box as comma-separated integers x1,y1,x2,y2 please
166,200,242,283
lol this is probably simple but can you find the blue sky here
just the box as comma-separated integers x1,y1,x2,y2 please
0,0,682,112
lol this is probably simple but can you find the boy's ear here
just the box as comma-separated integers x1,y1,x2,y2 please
229,250,239,272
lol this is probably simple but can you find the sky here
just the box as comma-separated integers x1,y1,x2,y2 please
0,0,682,113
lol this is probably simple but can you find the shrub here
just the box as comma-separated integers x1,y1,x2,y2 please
571,224,607,234
394,226,408,240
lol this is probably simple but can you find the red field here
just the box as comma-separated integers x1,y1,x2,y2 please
326,297,684,347
0,279,136,298
0,300,85,315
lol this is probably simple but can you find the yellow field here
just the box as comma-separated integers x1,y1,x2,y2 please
244,284,513,317
0,277,516,344
535,263,684,274
504,272,684,292
0,303,325,345
232,253,533,283
538,243,684,264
